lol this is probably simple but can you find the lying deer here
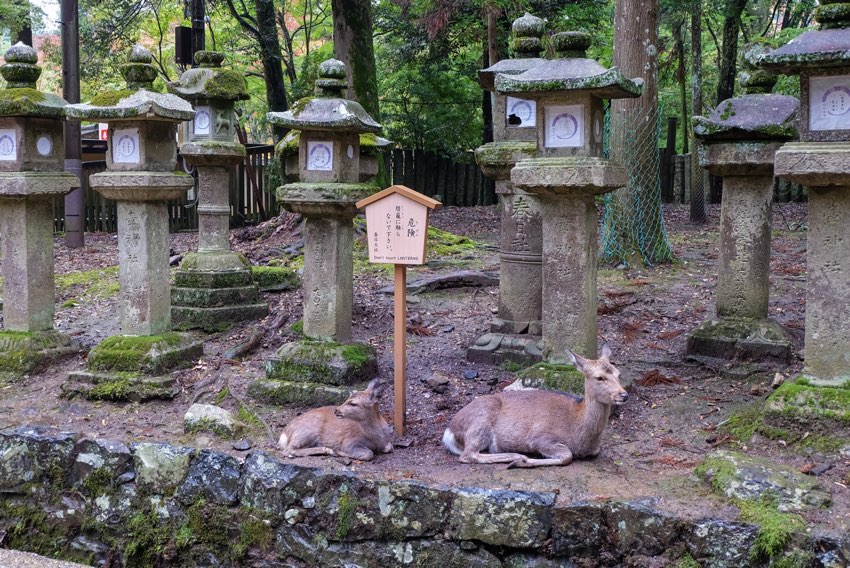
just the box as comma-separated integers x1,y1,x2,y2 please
279,379,393,461
442,345,627,468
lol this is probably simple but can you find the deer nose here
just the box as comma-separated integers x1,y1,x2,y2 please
619,391,629,402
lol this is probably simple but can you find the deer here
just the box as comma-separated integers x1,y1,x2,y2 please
279,379,393,461
442,345,628,468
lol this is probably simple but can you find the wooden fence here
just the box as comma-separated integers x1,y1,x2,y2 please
54,146,496,233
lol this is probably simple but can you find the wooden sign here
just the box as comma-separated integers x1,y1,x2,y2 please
357,185,442,435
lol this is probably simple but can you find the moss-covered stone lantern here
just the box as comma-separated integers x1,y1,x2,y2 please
467,13,546,366
686,43,798,365
495,31,642,360
0,42,80,376
759,6,850,389
63,45,202,401
249,59,379,406
748,6,850,431
167,50,268,331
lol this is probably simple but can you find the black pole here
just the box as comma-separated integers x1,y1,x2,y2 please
61,0,84,247
192,0,205,64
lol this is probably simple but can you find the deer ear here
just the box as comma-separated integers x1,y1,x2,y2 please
366,379,386,400
599,344,612,360
565,348,587,371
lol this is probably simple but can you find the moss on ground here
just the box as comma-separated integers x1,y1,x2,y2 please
87,333,184,373
56,266,120,299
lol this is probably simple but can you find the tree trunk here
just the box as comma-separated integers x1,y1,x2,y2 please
332,0,380,121
255,0,289,141
690,0,707,223
716,0,748,105
602,0,673,265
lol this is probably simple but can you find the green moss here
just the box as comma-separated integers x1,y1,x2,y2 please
290,320,304,336
87,333,184,373
80,466,116,496
61,299,79,308
341,343,372,367
265,340,377,386
236,404,264,430
87,377,134,401
0,87,45,103
88,90,135,107
205,69,248,100
738,498,805,562
427,227,477,257
515,362,585,394
766,380,850,424
233,513,273,558
500,360,524,373
251,265,299,290
185,417,232,437
289,96,316,116
186,499,230,547
214,387,229,404
335,489,357,539
125,508,173,568
672,555,700,568
56,266,120,299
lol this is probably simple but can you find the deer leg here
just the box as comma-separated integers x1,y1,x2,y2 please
506,444,573,469
460,451,530,464
337,444,375,461
285,446,337,458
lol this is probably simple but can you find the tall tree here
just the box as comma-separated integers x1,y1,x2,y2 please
715,0,749,104
603,0,673,265
332,0,380,120
690,0,706,223
224,0,289,140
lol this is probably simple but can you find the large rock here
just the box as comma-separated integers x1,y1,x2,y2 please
183,403,235,437
447,487,555,548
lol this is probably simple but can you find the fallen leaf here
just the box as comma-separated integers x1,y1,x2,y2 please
635,370,681,387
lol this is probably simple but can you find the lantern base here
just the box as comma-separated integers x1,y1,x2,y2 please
686,318,793,364
0,330,80,379
466,332,543,366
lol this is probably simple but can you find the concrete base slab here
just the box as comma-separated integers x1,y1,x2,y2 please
0,330,81,377
171,303,269,332
466,332,543,366
686,318,793,363
62,371,176,402
489,317,542,336
265,339,378,386
247,379,359,406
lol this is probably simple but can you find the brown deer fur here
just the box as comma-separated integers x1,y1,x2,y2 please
279,380,393,461
442,346,628,468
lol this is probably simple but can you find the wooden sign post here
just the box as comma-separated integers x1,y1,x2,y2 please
356,185,442,435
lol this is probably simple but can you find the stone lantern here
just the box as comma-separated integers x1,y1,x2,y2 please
495,31,642,360
687,44,798,365
249,59,380,406
168,50,268,330
0,43,80,375
467,13,546,366
63,45,202,400
759,6,850,387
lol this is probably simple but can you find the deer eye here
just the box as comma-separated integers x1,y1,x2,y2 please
596,376,606,381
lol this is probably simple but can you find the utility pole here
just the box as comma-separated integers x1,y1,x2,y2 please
15,0,33,46
61,0,84,247
192,0,205,64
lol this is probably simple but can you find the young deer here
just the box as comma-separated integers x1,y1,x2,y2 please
279,380,393,461
442,345,627,468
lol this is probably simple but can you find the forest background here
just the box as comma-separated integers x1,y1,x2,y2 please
0,0,816,167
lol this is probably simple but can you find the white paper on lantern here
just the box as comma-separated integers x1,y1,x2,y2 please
37,136,53,156
194,106,211,135
506,97,537,128
307,141,334,171
810,75,850,131
112,127,141,164
0,129,17,161
545,104,584,148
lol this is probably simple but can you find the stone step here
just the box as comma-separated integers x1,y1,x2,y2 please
171,285,261,307
62,372,176,402
171,303,269,332
247,379,360,406
174,269,254,289
0,548,92,568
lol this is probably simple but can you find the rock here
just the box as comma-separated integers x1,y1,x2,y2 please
378,270,499,295
70,438,133,494
686,518,758,568
696,450,831,511
184,403,236,437
463,370,479,380
176,449,241,506
447,487,555,548
0,425,80,494
425,371,450,393
132,442,193,495
239,452,318,517
442,325,455,333
232,438,252,451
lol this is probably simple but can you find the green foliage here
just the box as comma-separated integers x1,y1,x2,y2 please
738,497,806,562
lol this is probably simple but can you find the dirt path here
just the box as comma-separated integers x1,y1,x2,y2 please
2,202,847,534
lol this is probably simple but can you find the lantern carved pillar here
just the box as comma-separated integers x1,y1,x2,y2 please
248,59,381,407
496,32,642,361
686,44,798,364
0,43,80,376
168,50,268,331
64,46,202,401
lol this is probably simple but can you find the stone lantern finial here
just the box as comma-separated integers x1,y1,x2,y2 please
1,42,41,89
553,31,592,59
194,50,225,68
512,13,545,58
121,45,158,90
814,1,850,30
315,58,348,97
740,43,778,95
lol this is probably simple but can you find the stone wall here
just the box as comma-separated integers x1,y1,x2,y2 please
0,425,846,567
